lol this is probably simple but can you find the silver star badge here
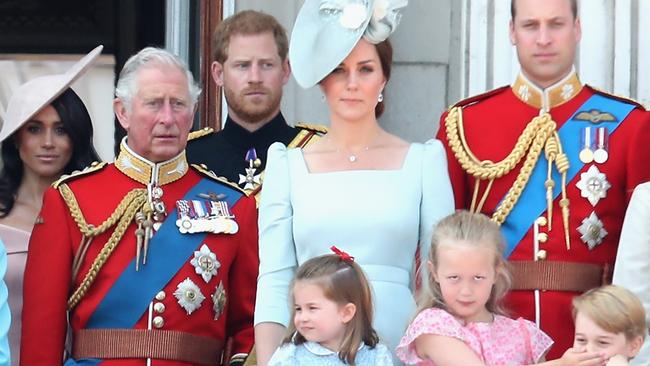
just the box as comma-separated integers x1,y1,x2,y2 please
576,165,611,206
190,244,220,283
238,167,262,191
173,278,205,315
577,212,608,250
212,281,227,320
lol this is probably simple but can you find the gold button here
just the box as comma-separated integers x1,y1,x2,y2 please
535,217,548,226
154,303,165,314
153,316,164,329
536,250,547,261
155,291,166,301
537,233,549,243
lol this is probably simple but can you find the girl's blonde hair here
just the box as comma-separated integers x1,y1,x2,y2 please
284,253,379,365
417,210,512,316
572,285,647,341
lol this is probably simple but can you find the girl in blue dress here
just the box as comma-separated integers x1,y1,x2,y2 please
268,247,393,366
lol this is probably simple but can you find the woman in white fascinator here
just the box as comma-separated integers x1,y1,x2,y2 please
254,1,454,364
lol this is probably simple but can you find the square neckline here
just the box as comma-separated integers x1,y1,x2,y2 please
294,143,417,175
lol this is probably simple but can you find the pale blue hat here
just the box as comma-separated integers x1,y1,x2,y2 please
289,0,408,88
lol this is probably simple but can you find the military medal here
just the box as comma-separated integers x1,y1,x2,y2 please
173,277,205,315
238,148,262,192
175,198,238,234
212,281,227,320
578,127,594,164
190,244,220,283
575,165,611,206
577,212,608,250
593,127,609,164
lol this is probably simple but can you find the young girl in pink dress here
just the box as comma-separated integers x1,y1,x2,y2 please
396,211,606,366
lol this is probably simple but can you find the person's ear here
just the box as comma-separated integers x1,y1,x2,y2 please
574,17,582,43
509,20,517,45
428,260,440,283
339,303,356,324
114,98,130,130
626,335,644,358
281,58,291,85
211,61,225,87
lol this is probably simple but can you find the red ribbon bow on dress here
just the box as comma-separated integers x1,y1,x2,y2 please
330,246,354,262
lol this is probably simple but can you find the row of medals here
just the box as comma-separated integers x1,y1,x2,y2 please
135,185,230,318
575,125,611,250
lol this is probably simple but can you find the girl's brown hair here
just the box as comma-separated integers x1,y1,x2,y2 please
417,210,512,316
283,253,378,365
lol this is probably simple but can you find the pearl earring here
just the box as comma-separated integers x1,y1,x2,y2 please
378,93,384,103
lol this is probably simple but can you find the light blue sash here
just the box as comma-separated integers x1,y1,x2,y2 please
66,178,244,365
502,94,635,257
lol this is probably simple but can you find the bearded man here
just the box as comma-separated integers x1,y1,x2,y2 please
187,10,324,202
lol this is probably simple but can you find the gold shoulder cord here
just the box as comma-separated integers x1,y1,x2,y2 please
59,183,149,309
445,106,571,250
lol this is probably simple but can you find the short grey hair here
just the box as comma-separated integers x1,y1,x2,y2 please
115,47,202,110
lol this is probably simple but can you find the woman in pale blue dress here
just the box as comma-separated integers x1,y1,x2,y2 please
254,0,454,365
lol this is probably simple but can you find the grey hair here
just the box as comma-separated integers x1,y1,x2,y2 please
115,47,201,110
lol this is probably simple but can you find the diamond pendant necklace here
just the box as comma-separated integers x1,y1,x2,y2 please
327,131,380,163
342,146,369,163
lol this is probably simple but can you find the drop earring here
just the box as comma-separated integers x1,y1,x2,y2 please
378,93,384,102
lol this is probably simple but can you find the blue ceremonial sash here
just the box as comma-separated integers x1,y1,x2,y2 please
66,177,243,365
502,94,635,257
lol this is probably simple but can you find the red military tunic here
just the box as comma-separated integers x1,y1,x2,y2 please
437,71,650,359
21,143,258,365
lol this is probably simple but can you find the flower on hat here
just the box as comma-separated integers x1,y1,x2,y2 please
364,0,408,44
339,2,368,30
373,0,389,22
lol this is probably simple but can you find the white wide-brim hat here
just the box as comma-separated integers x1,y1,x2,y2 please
0,45,103,142
289,0,407,89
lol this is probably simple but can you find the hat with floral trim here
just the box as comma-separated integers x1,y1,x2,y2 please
289,0,407,89
0,45,103,142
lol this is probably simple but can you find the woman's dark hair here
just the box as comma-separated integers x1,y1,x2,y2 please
0,88,100,217
374,39,393,118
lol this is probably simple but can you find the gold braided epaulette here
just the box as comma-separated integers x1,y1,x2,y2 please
587,85,647,111
190,164,248,196
53,161,108,189
188,127,215,141
295,122,328,134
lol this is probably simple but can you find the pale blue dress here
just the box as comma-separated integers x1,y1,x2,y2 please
255,140,454,363
268,341,393,366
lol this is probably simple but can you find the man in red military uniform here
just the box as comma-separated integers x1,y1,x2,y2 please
21,47,258,365
437,0,650,359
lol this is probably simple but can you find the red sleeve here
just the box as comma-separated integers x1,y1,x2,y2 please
625,110,650,201
20,187,75,365
226,195,259,358
436,110,470,209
